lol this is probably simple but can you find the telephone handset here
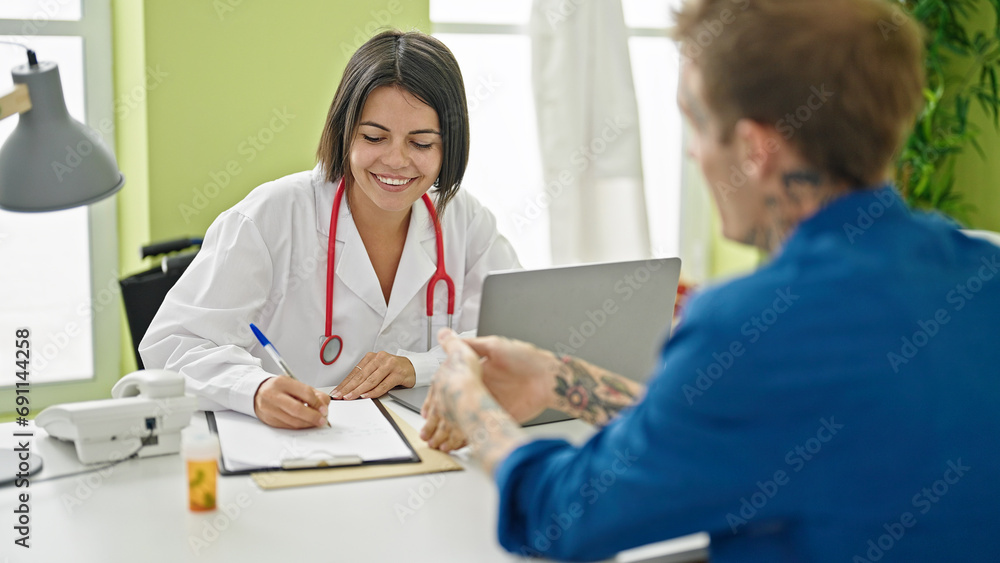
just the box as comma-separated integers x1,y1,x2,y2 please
36,369,198,464
111,369,186,399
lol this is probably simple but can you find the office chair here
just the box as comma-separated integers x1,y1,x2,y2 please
119,237,202,369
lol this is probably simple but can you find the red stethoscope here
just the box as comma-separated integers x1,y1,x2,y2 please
319,178,455,365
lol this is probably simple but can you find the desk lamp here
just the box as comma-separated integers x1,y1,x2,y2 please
0,45,124,211
0,44,125,482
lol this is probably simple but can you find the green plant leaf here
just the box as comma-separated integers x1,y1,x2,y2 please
989,68,999,126
969,135,986,159
893,0,1000,220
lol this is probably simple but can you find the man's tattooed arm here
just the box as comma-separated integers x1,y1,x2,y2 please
551,356,645,427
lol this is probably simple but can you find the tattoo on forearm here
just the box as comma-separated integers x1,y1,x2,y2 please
553,357,641,427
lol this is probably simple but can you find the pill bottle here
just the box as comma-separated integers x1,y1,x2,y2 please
183,432,219,512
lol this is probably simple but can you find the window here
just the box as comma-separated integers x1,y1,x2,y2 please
431,0,683,268
0,0,119,414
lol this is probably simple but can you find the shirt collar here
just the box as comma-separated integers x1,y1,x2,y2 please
775,183,904,259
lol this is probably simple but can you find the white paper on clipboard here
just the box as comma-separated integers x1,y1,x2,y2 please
212,398,415,473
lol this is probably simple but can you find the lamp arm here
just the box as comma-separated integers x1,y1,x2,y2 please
0,84,31,120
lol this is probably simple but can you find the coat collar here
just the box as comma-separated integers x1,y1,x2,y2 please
311,165,441,325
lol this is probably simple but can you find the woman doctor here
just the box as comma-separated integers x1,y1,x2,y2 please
139,30,520,429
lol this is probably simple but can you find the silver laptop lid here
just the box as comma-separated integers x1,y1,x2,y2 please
477,258,681,383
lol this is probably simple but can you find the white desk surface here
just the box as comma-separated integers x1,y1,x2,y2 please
0,399,707,563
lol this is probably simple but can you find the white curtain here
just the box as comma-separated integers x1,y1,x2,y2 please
530,0,651,264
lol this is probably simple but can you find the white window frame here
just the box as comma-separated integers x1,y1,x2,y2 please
0,0,119,415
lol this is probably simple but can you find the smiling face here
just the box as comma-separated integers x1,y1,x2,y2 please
347,85,444,219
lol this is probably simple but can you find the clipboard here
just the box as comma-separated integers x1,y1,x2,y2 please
250,407,464,490
206,398,420,476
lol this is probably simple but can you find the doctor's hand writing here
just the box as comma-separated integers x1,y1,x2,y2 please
253,377,331,429
331,351,416,400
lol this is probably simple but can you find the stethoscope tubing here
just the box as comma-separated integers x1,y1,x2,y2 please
321,177,455,365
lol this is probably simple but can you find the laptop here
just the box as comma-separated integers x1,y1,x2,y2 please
389,257,682,425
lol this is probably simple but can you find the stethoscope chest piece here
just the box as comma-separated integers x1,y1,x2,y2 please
319,334,343,365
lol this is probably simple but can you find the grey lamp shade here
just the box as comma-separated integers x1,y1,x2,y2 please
0,61,124,212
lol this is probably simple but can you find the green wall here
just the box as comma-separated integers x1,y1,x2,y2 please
956,108,1000,231
951,1,1000,232
113,0,431,373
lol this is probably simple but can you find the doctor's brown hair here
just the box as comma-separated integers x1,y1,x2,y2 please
671,0,925,187
317,30,469,215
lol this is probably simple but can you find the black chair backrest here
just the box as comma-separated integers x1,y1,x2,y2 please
120,244,199,369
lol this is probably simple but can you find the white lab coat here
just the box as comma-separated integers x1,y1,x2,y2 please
139,166,520,416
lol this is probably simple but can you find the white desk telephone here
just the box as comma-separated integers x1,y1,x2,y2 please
35,370,198,464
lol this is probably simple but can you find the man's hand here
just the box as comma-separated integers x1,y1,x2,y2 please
421,329,528,472
420,383,469,452
253,377,331,429
420,330,484,452
421,334,558,451
331,351,416,400
464,336,562,423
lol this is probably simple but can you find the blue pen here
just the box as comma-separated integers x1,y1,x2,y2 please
251,323,329,426
250,323,300,381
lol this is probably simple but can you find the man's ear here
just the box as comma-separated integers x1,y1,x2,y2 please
732,119,782,180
